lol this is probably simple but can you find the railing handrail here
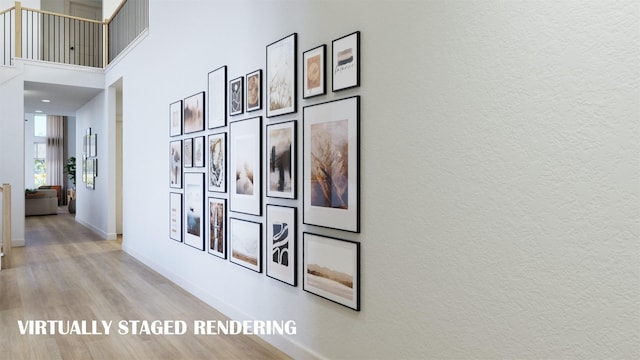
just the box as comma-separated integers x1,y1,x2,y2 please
0,5,14,16
105,0,128,25
21,6,105,25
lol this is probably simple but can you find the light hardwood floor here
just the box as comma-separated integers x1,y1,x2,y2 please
0,211,291,360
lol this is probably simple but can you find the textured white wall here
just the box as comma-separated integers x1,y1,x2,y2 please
104,0,639,358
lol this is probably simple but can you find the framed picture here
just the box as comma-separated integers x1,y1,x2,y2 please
207,197,226,259
208,133,226,193
184,173,205,251
229,218,262,273
89,134,97,157
266,120,296,199
303,233,360,311
86,158,95,190
194,136,205,168
170,100,183,136
266,33,297,117
246,69,262,112
170,192,183,242
169,140,182,188
183,138,193,168
184,91,205,134
207,66,227,129
230,116,262,216
82,158,86,183
332,31,360,92
303,96,360,232
229,76,244,116
303,44,326,98
266,205,296,286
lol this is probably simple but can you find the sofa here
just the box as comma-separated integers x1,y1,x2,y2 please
25,189,58,216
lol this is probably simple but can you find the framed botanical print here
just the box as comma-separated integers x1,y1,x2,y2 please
230,116,262,216
208,133,226,193
170,100,183,136
208,197,226,259
332,31,360,92
303,233,360,311
194,136,205,168
169,140,182,188
266,33,297,117
266,205,296,286
184,173,205,251
303,44,326,98
229,76,244,116
303,96,360,232
246,69,262,112
266,120,296,199
207,66,227,129
184,91,205,134
170,192,182,242
183,138,193,168
230,218,262,273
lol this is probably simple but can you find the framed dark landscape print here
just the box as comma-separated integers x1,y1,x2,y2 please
170,192,182,242
208,133,226,193
230,218,262,273
183,138,193,168
207,66,227,129
229,76,244,116
230,116,262,216
170,100,182,136
332,31,360,92
303,44,326,98
194,136,205,168
303,96,360,232
246,69,262,112
208,197,226,259
266,33,297,117
169,140,182,188
184,173,205,251
267,120,296,199
266,205,296,286
303,233,360,311
184,91,205,134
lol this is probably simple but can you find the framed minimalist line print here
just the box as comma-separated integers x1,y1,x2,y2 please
170,100,182,136
183,138,193,168
246,69,262,112
230,218,262,273
332,31,360,92
267,120,296,199
303,233,360,311
230,116,262,216
266,33,297,117
303,96,360,232
229,76,244,116
208,66,227,129
208,133,226,193
266,205,296,286
208,197,226,259
170,192,183,242
184,91,205,134
194,136,205,168
184,173,205,251
169,140,182,188
303,44,326,98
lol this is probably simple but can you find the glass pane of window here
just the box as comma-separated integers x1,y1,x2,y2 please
34,159,46,187
34,143,46,159
34,115,47,137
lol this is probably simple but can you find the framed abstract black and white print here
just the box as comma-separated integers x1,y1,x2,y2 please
229,76,244,116
208,132,226,193
230,116,262,216
332,31,360,92
266,205,296,286
208,66,227,129
266,33,297,117
266,120,296,199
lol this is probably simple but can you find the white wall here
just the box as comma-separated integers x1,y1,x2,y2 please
102,1,639,359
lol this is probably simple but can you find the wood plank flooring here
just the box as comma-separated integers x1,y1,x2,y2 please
0,211,291,360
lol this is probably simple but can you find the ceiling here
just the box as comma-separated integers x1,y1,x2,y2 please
24,82,103,117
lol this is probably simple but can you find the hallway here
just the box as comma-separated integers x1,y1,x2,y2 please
0,211,290,359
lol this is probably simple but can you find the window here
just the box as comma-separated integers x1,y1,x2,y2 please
34,142,46,187
34,114,47,137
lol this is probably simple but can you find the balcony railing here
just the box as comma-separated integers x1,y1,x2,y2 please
0,0,148,68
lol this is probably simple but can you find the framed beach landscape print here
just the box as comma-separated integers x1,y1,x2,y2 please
266,33,297,117
230,218,262,273
303,96,360,232
303,233,360,311
230,116,262,216
207,66,227,129
332,31,360,92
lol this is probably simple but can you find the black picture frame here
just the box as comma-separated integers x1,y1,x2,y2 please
207,197,226,259
170,100,183,136
332,31,360,92
208,132,226,193
230,218,262,273
183,138,193,168
266,120,296,199
194,136,205,168
207,66,227,129
230,116,262,216
266,33,297,117
229,76,244,116
184,172,205,251
303,44,326,98
170,192,183,242
246,69,262,112
266,205,297,286
184,91,205,134
169,140,182,189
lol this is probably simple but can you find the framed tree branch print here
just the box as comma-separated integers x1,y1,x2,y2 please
266,33,297,117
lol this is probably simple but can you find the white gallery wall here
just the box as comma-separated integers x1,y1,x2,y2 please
102,1,639,358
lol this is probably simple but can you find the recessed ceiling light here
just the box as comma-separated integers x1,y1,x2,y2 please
41,99,51,103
